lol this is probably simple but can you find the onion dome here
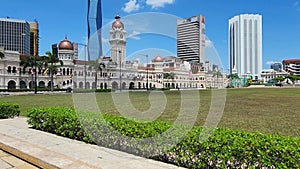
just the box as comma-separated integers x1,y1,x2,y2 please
112,14,124,29
58,38,73,50
152,56,163,62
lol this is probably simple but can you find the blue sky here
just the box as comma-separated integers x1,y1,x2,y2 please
1,0,300,70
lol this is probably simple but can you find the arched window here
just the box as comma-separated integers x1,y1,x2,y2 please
12,66,17,73
7,66,11,74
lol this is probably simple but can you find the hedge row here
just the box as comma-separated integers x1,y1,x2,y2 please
0,102,20,119
72,88,112,93
26,107,300,168
0,88,67,92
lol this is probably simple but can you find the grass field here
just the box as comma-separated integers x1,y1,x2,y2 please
1,88,299,137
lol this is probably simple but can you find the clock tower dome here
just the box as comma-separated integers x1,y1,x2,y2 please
110,14,126,67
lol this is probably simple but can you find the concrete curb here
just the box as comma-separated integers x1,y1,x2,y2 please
0,118,184,169
0,134,59,169
0,131,102,169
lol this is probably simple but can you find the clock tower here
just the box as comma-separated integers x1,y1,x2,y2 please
110,14,126,67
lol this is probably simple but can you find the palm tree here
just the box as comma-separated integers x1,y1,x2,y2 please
228,73,239,79
44,51,63,92
20,56,38,89
163,72,174,79
88,59,106,89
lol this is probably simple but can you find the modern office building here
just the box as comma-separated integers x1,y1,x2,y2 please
270,62,282,71
283,59,300,76
177,14,206,64
229,14,262,79
0,18,30,54
29,20,39,56
87,0,102,60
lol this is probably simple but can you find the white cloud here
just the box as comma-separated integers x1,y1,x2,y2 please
122,0,141,13
293,1,299,7
293,1,300,11
146,0,175,9
127,31,141,40
266,61,278,65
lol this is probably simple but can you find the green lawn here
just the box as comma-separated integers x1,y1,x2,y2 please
1,88,299,137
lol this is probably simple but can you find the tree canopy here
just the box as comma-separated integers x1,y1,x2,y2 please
0,52,4,59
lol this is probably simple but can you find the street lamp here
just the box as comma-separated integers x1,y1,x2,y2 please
139,54,149,90
119,50,122,92
34,56,37,94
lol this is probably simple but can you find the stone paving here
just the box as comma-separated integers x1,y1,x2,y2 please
0,117,184,169
0,150,39,169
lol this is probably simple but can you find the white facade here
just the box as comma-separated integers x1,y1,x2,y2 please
229,14,262,79
177,15,206,64
109,14,126,67
261,69,289,84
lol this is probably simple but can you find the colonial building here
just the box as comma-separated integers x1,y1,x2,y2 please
0,14,228,90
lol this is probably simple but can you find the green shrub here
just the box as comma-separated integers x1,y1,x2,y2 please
26,107,92,143
95,89,111,92
26,107,300,168
0,102,20,119
0,88,67,92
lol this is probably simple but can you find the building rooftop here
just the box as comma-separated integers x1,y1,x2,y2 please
0,17,27,23
283,59,300,63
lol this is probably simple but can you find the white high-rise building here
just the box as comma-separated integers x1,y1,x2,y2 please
229,14,262,79
177,15,206,64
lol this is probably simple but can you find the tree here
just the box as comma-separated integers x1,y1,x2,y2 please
44,51,63,92
213,70,222,77
228,73,239,79
0,52,4,59
163,72,174,79
286,74,300,87
20,56,42,89
273,76,285,86
88,59,106,89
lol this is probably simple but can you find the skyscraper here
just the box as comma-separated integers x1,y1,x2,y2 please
87,0,102,60
177,15,206,64
0,18,30,54
229,14,262,79
29,20,39,56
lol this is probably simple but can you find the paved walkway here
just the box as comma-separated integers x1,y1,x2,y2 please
0,117,184,169
0,149,39,169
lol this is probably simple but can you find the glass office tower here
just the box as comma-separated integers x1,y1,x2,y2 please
87,0,103,60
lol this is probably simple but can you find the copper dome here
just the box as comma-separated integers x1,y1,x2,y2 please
59,39,73,50
112,14,124,29
152,56,163,62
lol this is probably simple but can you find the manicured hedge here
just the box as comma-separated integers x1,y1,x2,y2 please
0,88,67,92
26,107,91,142
0,102,20,119
72,88,112,93
95,89,112,92
26,107,300,168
